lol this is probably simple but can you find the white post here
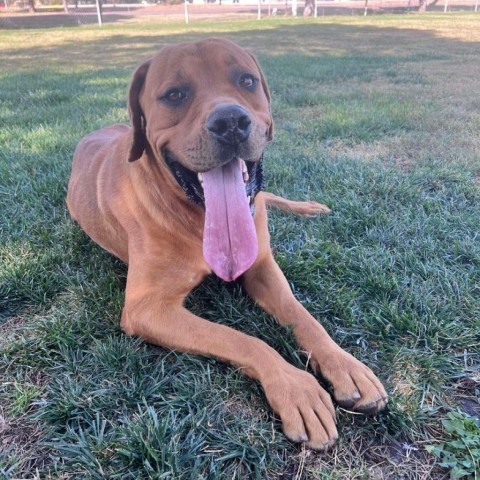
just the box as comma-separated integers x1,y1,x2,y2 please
291,0,297,16
184,0,189,24
257,0,261,19
314,1,317,17
444,0,448,12
364,0,368,15
475,0,478,11
95,0,103,27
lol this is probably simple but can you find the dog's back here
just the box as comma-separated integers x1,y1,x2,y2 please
67,124,131,261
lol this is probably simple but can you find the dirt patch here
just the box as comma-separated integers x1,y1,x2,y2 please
0,315,28,349
452,376,480,418
362,441,448,480
0,407,51,476
295,435,449,480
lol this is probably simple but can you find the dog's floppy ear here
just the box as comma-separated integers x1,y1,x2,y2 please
127,59,151,162
248,53,274,141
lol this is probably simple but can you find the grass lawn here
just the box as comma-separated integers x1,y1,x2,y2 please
1,12,479,479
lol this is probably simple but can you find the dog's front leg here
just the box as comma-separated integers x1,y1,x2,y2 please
120,263,337,450
242,255,388,415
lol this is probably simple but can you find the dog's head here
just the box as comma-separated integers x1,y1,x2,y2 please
127,38,273,206
126,38,273,281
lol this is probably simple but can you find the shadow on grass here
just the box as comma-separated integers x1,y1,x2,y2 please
0,8,137,29
8,13,134,29
1,2,480,30
1,21,477,72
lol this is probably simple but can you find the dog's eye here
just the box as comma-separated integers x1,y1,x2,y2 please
239,74,257,91
161,88,188,105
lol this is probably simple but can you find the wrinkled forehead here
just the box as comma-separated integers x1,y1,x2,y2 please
146,39,259,89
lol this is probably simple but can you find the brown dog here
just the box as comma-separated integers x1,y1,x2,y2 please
67,38,387,450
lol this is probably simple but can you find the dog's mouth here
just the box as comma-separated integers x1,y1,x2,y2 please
164,149,264,216
164,149,264,282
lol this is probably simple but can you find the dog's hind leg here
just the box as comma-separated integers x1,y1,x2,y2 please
263,192,331,217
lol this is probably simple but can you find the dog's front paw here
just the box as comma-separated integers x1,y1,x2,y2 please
262,365,338,450
310,347,388,415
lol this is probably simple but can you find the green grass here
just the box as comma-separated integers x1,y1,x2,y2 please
426,411,480,478
1,13,480,479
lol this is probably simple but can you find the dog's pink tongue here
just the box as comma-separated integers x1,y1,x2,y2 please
202,158,258,282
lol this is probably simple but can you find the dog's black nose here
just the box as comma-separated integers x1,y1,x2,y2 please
206,104,252,146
